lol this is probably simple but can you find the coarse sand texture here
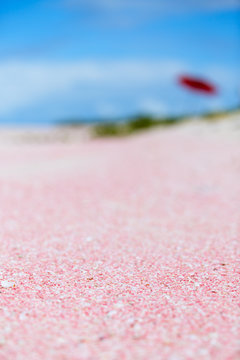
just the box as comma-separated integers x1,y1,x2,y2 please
0,123,239,360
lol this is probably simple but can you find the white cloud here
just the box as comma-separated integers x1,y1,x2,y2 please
140,98,167,116
96,103,120,117
0,59,237,120
0,59,184,116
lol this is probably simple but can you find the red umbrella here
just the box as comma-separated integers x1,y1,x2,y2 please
178,75,217,95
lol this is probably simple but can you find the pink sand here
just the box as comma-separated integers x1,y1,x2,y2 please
0,124,239,359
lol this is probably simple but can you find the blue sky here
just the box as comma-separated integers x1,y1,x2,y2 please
0,0,239,124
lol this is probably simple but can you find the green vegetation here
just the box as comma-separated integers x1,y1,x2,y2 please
202,107,240,121
93,115,183,137
57,106,240,138
93,122,128,137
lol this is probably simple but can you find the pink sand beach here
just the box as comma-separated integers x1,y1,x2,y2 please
0,118,239,360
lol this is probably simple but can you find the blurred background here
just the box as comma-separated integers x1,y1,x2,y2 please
0,0,239,126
